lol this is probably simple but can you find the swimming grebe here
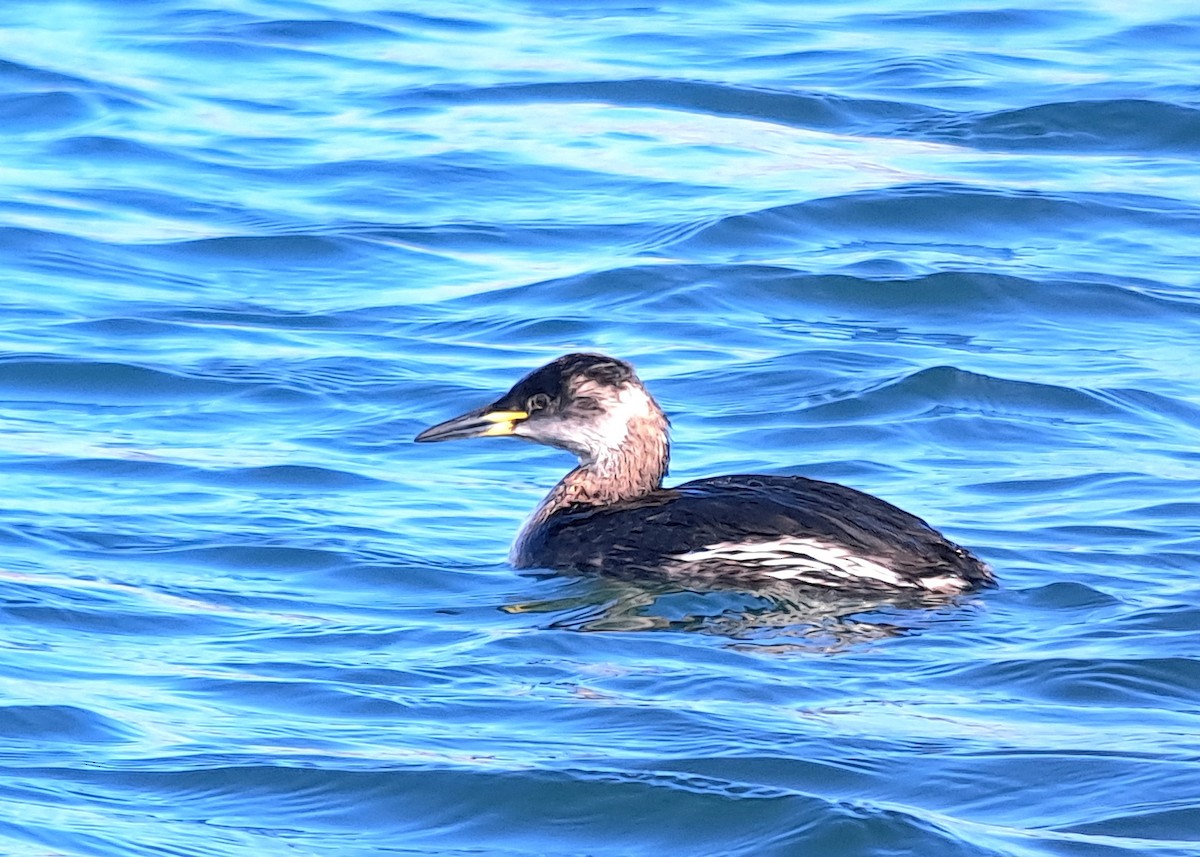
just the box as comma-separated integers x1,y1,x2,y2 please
415,353,993,594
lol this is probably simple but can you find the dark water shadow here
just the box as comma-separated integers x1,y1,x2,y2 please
504,574,986,652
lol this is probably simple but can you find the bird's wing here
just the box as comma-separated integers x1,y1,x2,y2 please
519,474,988,590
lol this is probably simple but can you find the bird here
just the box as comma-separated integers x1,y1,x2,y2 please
415,353,993,594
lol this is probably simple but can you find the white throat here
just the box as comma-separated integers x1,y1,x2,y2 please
580,382,658,465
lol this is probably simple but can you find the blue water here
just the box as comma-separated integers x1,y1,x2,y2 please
2,0,1199,854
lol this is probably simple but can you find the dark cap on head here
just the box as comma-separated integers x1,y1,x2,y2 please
414,353,650,447
500,353,635,408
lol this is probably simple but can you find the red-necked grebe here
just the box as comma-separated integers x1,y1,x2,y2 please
415,353,993,594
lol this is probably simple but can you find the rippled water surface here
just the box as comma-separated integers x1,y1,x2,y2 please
2,1,1200,854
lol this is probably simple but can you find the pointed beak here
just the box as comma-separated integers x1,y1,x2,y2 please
414,405,530,443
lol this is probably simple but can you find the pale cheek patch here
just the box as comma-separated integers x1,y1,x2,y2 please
672,537,926,589
573,382,660,457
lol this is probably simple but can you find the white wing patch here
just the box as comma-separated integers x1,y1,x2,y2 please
672,537,917,589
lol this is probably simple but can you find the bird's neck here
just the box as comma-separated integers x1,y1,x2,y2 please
510,405,669,565
534,418,670,520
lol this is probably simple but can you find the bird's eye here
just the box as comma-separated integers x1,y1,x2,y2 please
526,393,552,412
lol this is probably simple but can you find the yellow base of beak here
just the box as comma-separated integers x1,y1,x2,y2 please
481,410,528,436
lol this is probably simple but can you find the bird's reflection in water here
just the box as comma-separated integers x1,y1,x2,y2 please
504,575,981,651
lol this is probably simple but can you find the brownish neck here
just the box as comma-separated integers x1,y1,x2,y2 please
510,403,671,566
561,455,664,505
525,421,669,523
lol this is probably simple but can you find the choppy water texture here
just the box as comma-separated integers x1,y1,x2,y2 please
1,1,1199,854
